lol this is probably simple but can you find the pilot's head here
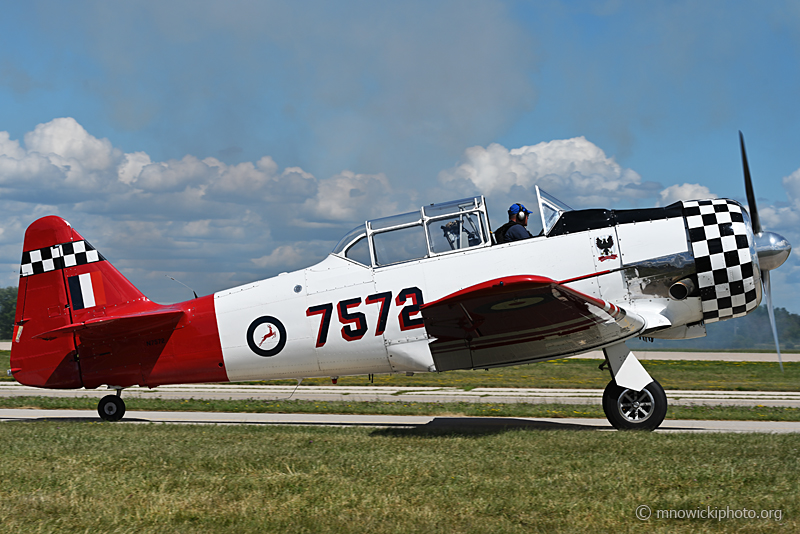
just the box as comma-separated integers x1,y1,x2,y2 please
508,203,532,226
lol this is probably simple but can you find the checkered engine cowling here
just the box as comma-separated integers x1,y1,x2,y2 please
682,199,761,323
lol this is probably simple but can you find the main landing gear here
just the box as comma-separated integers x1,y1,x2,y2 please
599,344,667,430
602,379,667,431
98,389,126,422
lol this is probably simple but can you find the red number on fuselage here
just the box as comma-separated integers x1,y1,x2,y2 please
396,287,425,331
338,297,368,341
365,292,392,336
306,303,333,348
306,287,424,346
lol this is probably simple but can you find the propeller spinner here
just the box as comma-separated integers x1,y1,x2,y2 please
739,131,793,370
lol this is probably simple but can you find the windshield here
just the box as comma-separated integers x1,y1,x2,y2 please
536,186,573,236
332,224,366,255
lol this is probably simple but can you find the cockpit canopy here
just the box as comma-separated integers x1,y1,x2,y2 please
331,189,576,267
332,196,492,267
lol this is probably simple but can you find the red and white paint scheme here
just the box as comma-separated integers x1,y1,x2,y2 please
9,135,792,430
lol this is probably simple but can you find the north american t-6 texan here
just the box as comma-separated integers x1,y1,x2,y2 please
9,133,792,430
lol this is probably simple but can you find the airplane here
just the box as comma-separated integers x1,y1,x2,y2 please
8,133,792,430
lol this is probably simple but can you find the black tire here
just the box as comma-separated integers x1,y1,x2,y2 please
98,395,126,422
602,379,667,431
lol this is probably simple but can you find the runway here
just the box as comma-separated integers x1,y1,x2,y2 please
1,382,799,407
1,408,799,433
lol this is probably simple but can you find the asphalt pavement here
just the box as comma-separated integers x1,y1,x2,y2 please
1,408,799,433
1,383,799,407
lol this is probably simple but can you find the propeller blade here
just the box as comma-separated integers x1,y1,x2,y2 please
762,270,784,372
739,131,762,234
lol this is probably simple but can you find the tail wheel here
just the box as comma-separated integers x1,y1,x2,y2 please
98,395,126,422
602,379,667,431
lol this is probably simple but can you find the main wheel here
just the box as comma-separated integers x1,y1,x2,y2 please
98,395,126,422
602,379,667,431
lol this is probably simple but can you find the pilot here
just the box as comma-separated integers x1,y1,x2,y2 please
494,203,534,244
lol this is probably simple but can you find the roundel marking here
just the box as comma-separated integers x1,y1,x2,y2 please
246,316,287,357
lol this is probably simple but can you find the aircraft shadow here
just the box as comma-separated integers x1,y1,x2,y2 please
0,416,151,424
1,414,615,434
372,417,611,438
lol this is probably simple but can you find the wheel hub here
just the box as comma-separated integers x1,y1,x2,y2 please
617,388,654,423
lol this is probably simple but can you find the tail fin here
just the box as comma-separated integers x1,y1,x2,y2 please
11,216,151,388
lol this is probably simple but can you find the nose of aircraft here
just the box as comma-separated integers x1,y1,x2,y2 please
755,231,792,272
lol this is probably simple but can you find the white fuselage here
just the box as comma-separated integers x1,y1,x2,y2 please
214,215,708,381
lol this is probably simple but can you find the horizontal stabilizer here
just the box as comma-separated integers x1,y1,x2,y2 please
34,309,184,340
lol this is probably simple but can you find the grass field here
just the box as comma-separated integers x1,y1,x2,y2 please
2,351,799,391
2,347,798,533
3,396,800,422
0,422,796,533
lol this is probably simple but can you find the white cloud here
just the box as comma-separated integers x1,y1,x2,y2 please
304,170,404,221
761,205,800,230
783,168,800,203
0,117,417,300
761,168,800,237
24,117,120,172
438,137,652,208
0,118,369,301
251,245,306,270
118,151,152,184
0,151,63,186
205,159,317,204
0,131,25,159
134,155,216,193
658,183,717,205
0,118,127,203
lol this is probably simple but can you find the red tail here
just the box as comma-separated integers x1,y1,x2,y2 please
11,216,228,389
11,216,151,387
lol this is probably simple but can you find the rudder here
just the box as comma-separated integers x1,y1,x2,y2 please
11,216,150,388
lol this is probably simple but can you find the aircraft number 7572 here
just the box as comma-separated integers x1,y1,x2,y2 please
305,287,424,347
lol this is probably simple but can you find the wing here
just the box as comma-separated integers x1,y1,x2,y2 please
420,275,644,371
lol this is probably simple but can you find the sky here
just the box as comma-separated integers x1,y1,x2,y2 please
1,0,799,312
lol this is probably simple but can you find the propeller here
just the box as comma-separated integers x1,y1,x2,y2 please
739,131,792,371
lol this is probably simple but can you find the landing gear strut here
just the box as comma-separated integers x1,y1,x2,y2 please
98,389,126,422
602,379,667,431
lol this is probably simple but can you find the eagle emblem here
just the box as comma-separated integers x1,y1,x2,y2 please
596,236,617,261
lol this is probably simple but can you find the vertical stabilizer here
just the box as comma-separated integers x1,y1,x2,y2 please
11,216,151,388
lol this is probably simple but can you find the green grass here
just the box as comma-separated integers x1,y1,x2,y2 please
0,422,796,533
3,396,800,422
3,350,799,390
236,359,800,391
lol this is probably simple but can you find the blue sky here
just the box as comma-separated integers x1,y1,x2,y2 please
1,0,799,311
